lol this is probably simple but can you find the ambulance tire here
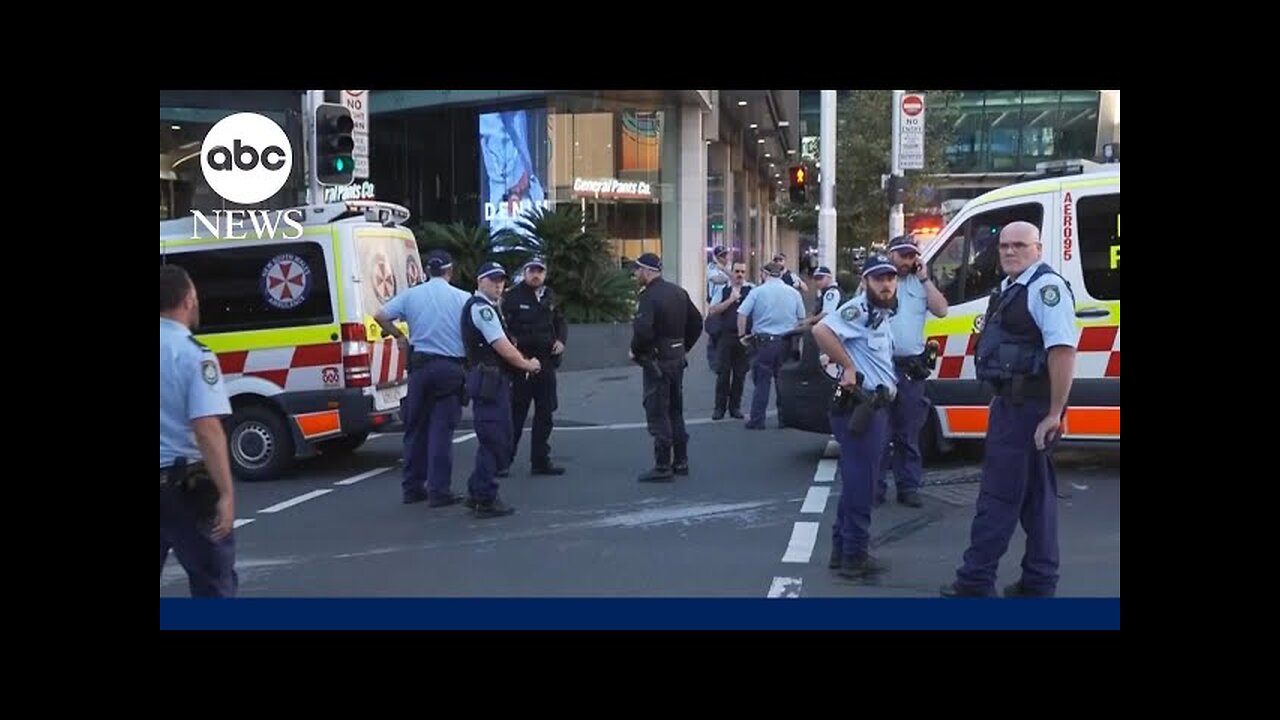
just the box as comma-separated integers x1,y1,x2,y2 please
920,407,944,461
316,433,369,456
227,403,297,481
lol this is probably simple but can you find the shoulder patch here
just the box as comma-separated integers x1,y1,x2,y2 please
188,335,210,352
840,305,861,322
201,359,220,385
480,306,495,321
1040,285,1061,307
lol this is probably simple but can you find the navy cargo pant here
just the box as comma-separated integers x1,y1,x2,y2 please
748,337,786,427
159,482,237,597
467,365,513,502
509,365,557,470
879,369,929,499
954,396,1060,596
402,357,465,502
830,406,890,559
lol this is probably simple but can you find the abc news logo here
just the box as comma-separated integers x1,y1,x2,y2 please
193,112,303,240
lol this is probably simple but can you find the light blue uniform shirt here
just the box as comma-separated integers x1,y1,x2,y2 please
469,292,509,345
1008,261,1078,350
160,317,231,468
738,276,806,336
381,276,471,357
819,294,898,396
889,274,931,357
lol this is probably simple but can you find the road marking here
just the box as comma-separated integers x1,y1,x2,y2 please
782,522,820,563
801,486,831,514
813,458,837,483
233,518,256,529
453,432,477,444
335,468,391,486
258,489,334,514
767,576,803,598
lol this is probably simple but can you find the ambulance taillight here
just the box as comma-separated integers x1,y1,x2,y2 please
341,323,372,388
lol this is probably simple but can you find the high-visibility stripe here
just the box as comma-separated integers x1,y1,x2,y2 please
294,410,342,439
197,326,341,354
940,406,1120,439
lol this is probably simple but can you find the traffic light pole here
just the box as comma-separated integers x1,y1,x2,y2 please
304,90,324,205
889,89,905,241
818,90,837,273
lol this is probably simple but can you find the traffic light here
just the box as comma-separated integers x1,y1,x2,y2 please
789,165,808,204
885,173,907,208
315,103,355,186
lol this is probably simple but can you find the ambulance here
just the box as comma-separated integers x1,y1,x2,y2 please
160,201,421,480
917,162,1120,455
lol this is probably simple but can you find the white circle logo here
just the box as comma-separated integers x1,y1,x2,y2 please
201,112,293,205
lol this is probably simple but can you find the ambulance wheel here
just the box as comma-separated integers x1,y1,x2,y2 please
920,408,944,461
228,404,296,481
316,433,369,456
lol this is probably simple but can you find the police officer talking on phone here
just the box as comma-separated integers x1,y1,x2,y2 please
941,221,1078,598
879,235,949,508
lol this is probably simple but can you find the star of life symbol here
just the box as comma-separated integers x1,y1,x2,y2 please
374,255,397,303
407,255,423,287
262,254,311,310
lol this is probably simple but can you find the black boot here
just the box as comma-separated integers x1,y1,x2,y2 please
673,442,689,476
638,444,674,482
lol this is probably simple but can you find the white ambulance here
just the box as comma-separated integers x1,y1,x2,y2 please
160,201,421,480
918,163,1120,454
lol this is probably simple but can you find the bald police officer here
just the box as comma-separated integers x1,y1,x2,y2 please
375,249,472,507
737,261,807,430
630,253,703,482
160,264,237,597
811,255,900,581
879,235,949,508
942,221,1078,598
462,261,542,517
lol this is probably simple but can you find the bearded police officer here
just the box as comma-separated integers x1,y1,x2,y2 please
629,253,703,482
811,255,900,581
941,221,1078,598
500,257,567,476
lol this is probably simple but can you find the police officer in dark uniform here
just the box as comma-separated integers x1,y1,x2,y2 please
941,221,1078,598
629,253,703,482
706,261,752,420
461,261,542,517
375,249,472,507
811,255,900,581
160,264,237,597
500,257,567,476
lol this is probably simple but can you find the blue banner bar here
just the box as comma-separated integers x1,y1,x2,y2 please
160,598,1119,631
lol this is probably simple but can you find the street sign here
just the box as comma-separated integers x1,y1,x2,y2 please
899,93,925,170
343,90,370,179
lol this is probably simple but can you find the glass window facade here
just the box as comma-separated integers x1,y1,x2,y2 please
944,91,1101,172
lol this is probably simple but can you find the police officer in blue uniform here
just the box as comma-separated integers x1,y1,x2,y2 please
737,261,807,429
500,257,567,476
629,253,704,481
800,265,843,327
879,235,950,508
375,249,472,507
811,255,900,580
462,261,542,517
160,265,237,597
941,221,1078,598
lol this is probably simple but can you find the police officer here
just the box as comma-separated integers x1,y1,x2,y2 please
879,235,950,508
800,265,842,327
629,253,703,482
811,255,900,580
773,252,808,293
160,264,237,597
462,261,542,517
705,246,731,373
941,221,1078,598
374,249,472,507
500,257,567,476
706,261,753,420
737,261,807,430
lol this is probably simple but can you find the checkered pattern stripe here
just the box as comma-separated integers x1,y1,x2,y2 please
930,326,1119,380
216,339,409,392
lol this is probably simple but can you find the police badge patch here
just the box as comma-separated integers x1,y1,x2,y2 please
201,360,219,385
1040,285,1061,307
480,307,494,321
841,306,860,322
973,314,986,333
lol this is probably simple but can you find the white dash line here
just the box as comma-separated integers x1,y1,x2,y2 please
258,489,334,514
813,458,838,483
767,577,803,598
801,486,831,514
782,522,820,563
232,518,256,529
335,467,392,486
452,432,477,444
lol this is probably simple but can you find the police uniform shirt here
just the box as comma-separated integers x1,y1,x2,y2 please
819,295,898,394
470,292,509,346
819,284,842,317
1005,261,1078,350
738,277,807,336
160,317,232,468
889,274,930,357
381,276,471,357
707,261,730,302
